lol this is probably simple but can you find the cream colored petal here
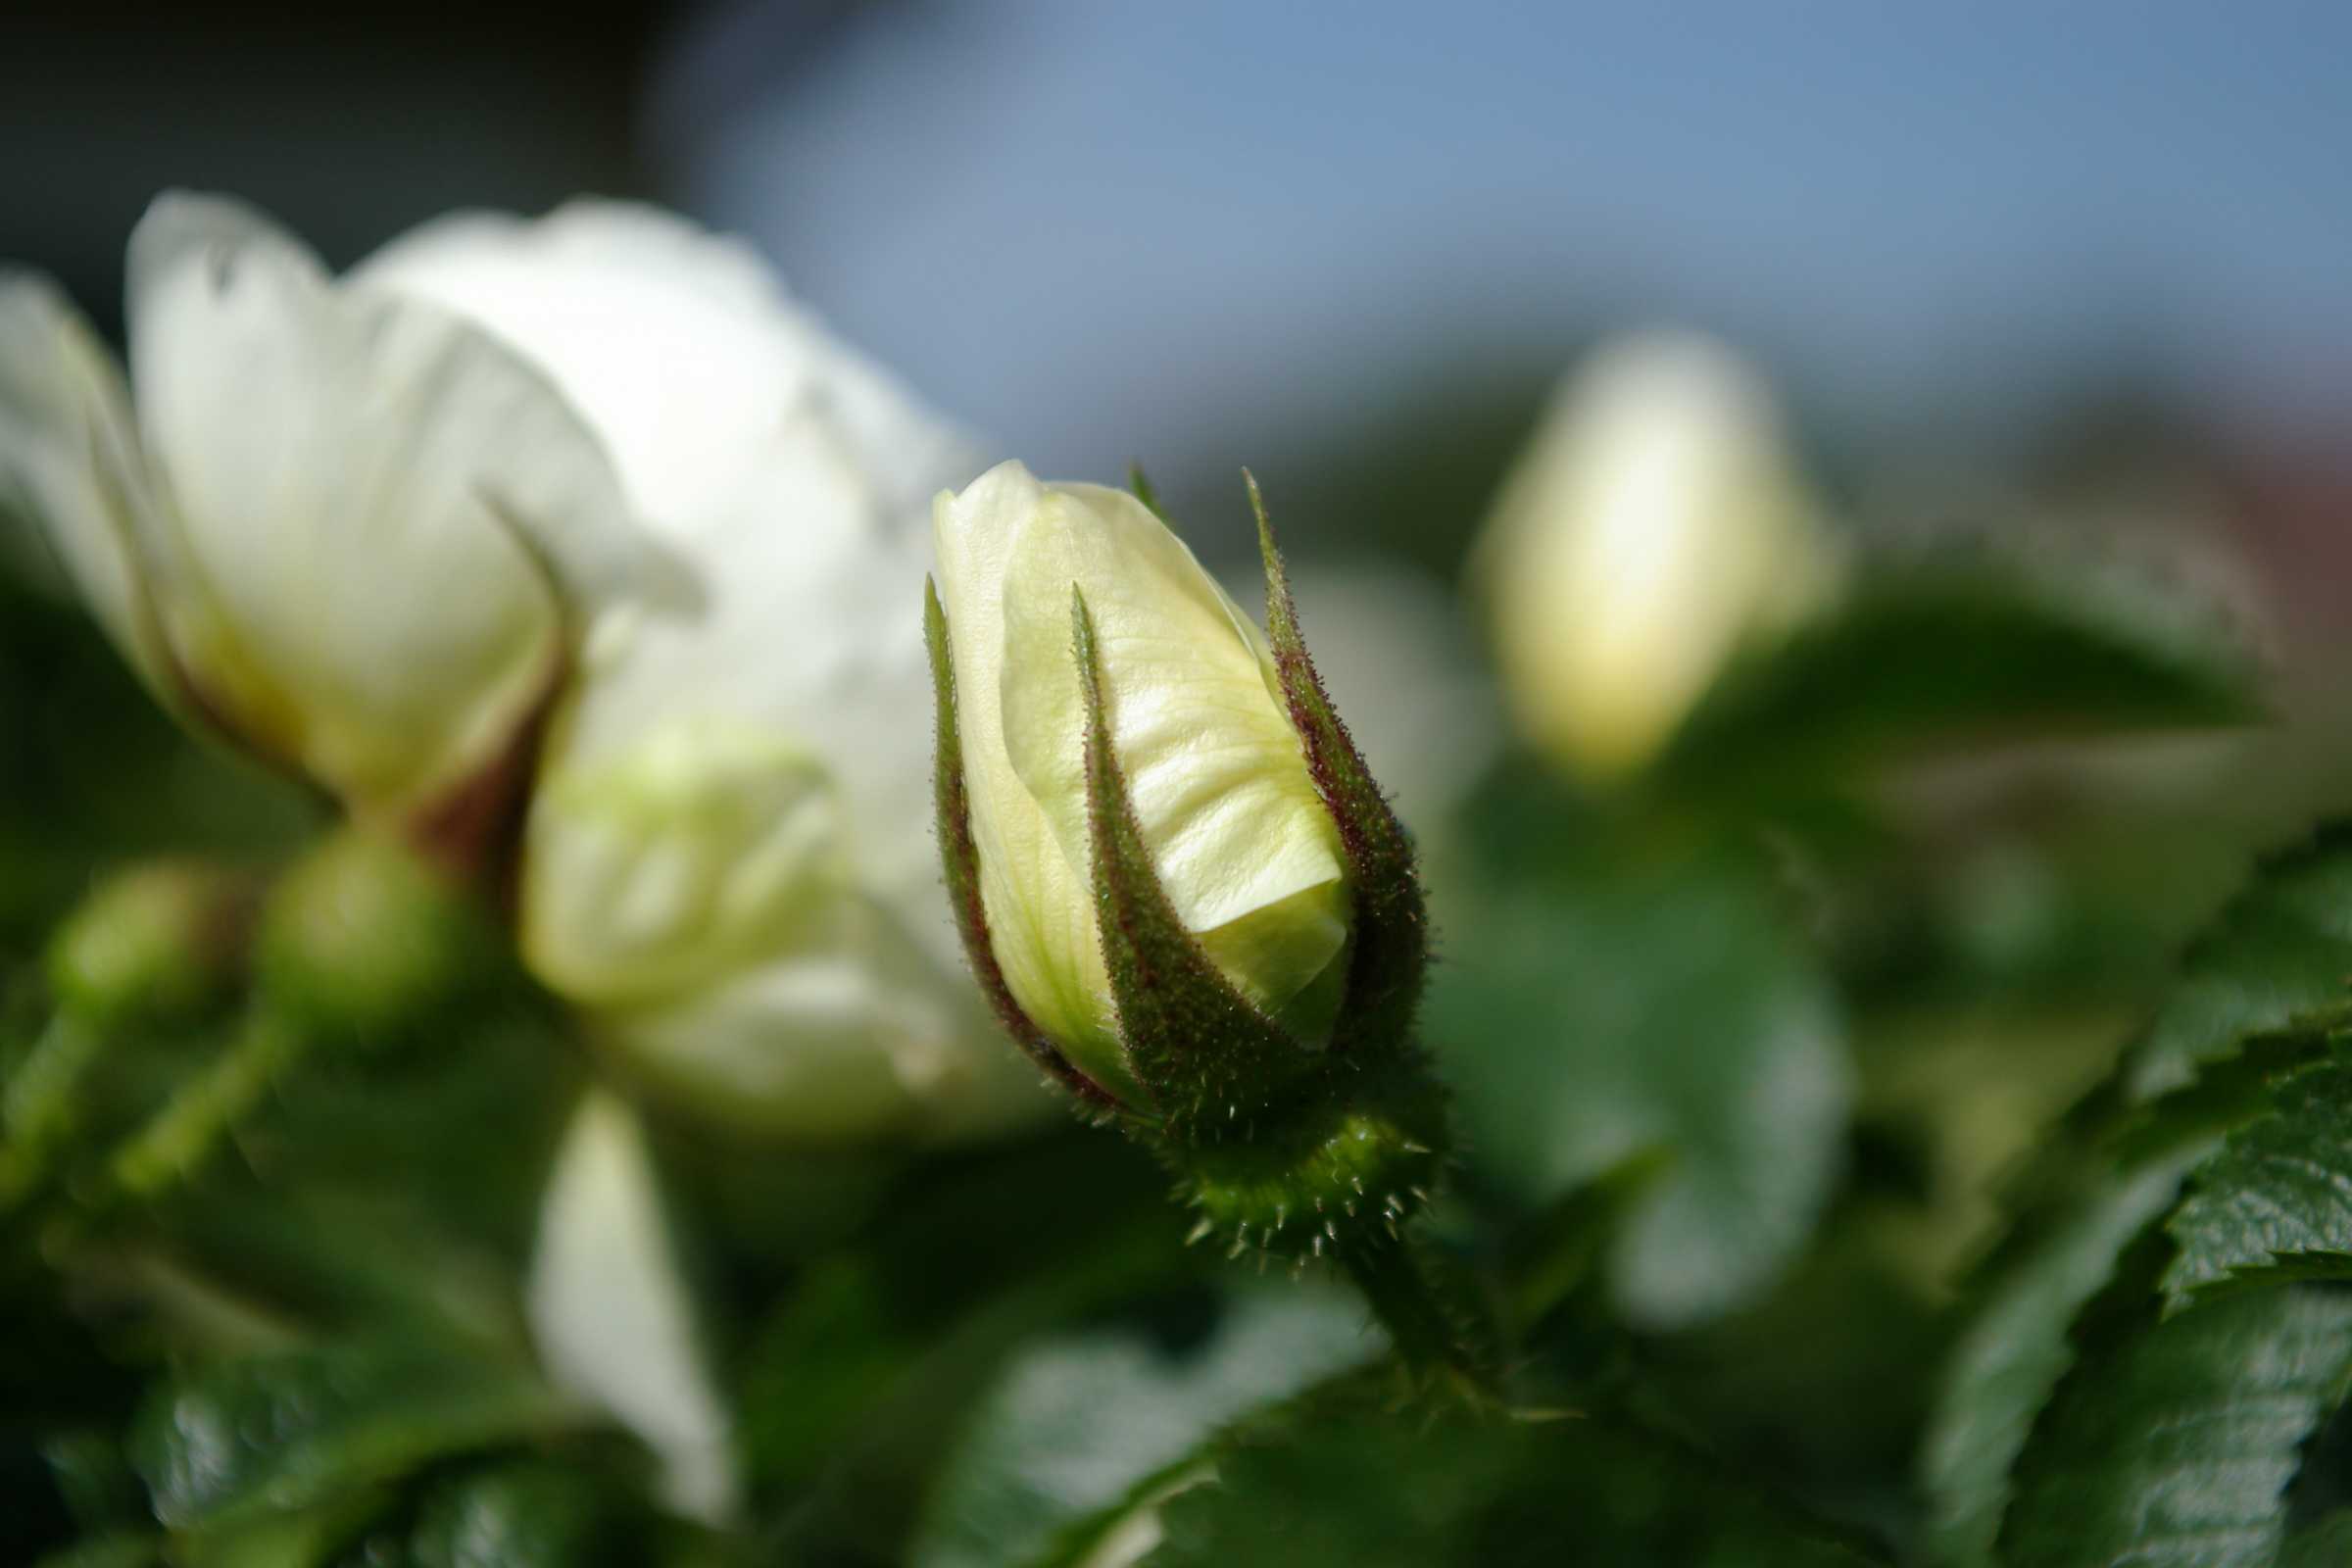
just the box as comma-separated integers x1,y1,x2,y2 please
593,949,922,1142
1481,332,1833,780
355,199,986,549
588,891,1053,1146
529,1091,738,1524
525,409,961,985
997,481,1348,1031
123,192,655,814
521,715,847,1006
0,271,187,716
931,464,1130,1091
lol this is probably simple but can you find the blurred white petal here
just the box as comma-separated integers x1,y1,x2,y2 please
123,191,662,813
0,270,188,715
529,1090,738,1525
1478,331,1839,781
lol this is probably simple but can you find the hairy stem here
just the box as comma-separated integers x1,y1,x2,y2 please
112,1009,303,1198
0,1012,106,1205
1343,1236,1501,1399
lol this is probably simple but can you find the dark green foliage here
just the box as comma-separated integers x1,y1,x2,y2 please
1146,1371,1886,1568
1919,1163,2193,1567
129,1341,581,1532
2120,823,2352,1101
1999,1266,2352,1567
911,1288,1374,1568
2166,1052,2352,1308
1650,569,2260,805
1432,842,1848,1328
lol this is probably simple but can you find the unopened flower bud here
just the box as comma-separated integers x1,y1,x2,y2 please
46,860,256,1028
929,464,1353,1110
251,827,495,1046
1476,332,1839,782
930,465,1449,1267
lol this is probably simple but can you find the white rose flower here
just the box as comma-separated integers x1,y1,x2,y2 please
0,193,673,839
359,203,1050,1143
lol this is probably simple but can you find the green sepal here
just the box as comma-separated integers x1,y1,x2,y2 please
1248,473,1427,1055
1070,589,1318,1133
1171,1049,1451,1269
924,578,1119,1114
1126,463,1169,520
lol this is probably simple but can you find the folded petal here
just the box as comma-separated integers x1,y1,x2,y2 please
0,271,187,715
521,713,847,1006
123,191,658,814
998,479,1349,1029
931,464,1128,1083
589,907,1046,1145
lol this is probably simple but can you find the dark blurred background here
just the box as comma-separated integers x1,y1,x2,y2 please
7,0,2347,630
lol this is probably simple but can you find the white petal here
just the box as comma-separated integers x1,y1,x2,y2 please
588,907,1047,1145
356,199,987,549
123,192,662,814
529,1091,737,1524
370,200,980,977
931,464,1125,1083
0,271,186,715
526,410,961,993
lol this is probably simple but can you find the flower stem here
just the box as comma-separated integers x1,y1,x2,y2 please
111,1010,304,1198
1342,1236,1501,1400
0,1012,106,1206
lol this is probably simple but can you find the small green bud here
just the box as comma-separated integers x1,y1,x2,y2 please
45,860,258,1028
251,826,496,1045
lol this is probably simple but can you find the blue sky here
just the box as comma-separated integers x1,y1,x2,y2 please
658,1,2352,483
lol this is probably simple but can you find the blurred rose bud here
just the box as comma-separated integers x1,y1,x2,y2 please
46,860,257,1029
359,203,1047,1143
928,463,1354,1110
0,193,678,852
1476,331,1840,782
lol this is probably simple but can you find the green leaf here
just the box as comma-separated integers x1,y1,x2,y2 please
1650,569,2258,803
1145,1372,1884,1568
2123,823,2352,1102
32,1536,163,1568
1999,1281,2352,1567
911,1288,1375,1568
175,1490,391,1568
1431,849,1849,1328
130,1341,581,1531
410,1460,645,1568
2280,1511,2352,1568
2164,1050,2352,1309
1918,1160,2190,1568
